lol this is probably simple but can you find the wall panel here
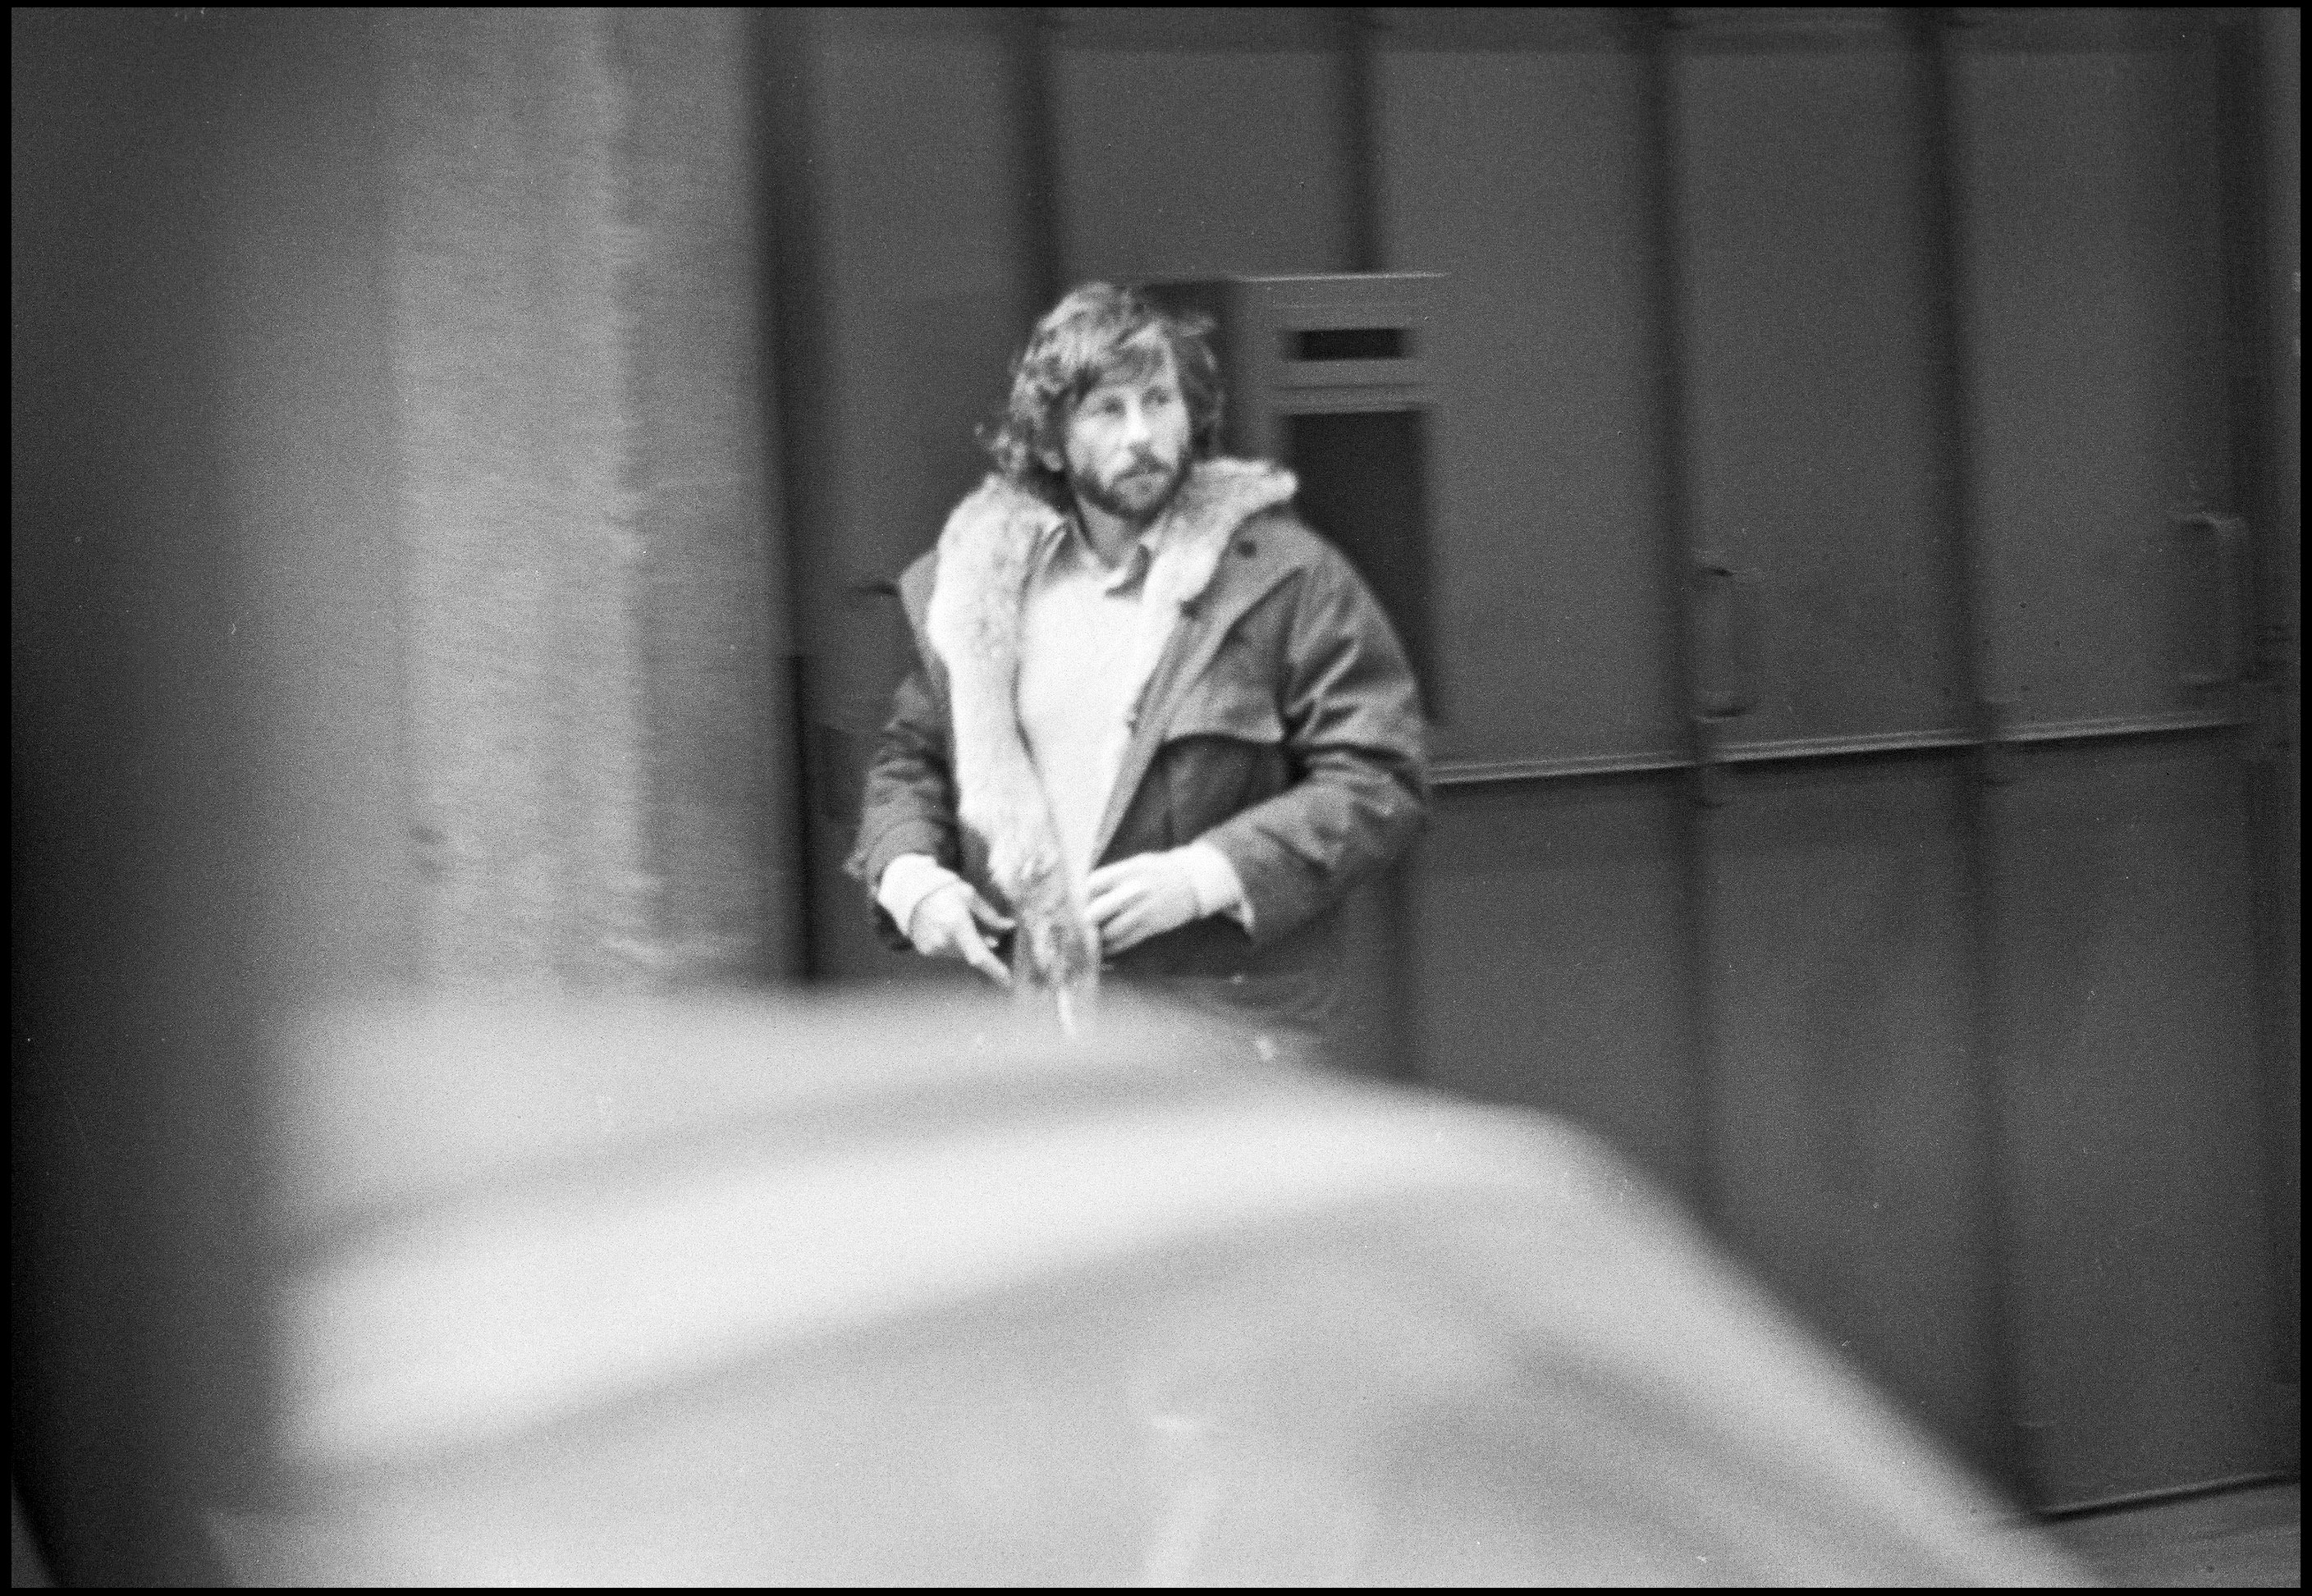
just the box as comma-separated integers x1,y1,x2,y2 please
1994,735,2288,1503
1411,779,1692,1191
1953,27,2237,729
1702,757,1998,1467
1675,25,1962,751
1052,25,1350,285
1377,45,1670,766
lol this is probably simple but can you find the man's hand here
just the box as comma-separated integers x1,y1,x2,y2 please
906,880,1014,986
1085,852,1203,957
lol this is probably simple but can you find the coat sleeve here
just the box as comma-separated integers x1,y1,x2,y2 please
845,657,962,948
1197,551,1430,946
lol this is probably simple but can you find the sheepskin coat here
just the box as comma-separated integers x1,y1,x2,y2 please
847,458,1428,1042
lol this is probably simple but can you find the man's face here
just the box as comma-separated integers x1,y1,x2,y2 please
1053,332,1192,526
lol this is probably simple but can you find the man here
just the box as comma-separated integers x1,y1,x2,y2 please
847,282,1426,1055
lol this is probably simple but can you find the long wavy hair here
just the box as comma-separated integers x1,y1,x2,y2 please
980,282,1226,505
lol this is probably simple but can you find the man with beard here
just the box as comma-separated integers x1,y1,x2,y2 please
847,283,1428,1058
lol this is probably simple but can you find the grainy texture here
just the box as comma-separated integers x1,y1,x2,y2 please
382,10,791,990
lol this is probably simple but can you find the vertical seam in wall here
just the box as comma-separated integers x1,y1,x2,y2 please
1337,7,1382,273
1012,7,1066,311
2214,7,2302,1389
757,7,835,981
1633,9,1722,1229
1911,7,2035,1500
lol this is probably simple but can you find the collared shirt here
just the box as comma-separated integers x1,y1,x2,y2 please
878,513,1248,940
1015,517,1165,890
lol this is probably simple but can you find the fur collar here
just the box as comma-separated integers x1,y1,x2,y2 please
1138,455,1300,612
922,457,1297,1018
935,456,1297,618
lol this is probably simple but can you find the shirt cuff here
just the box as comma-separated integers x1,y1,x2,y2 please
878,853,964,938
1176,840,1253,931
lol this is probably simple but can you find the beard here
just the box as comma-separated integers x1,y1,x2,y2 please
1069,451,1188,527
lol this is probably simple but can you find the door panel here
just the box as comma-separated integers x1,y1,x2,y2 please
1412,777,1693,1193
1377,46,1672,767
1675,25,1964,751
1375,8,2290,1513
1703,757,1999,1466
1994,734,2288,1504
1052,21,1348,285
1953,29,2236,729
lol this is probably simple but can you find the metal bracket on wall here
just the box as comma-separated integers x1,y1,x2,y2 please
2176,511,2250,696
2247,620,2297,771
1689,556,1759,807
1692,557,1760,721
1690,716,1738,808
1692,752,1731,810
1972,697,2019,786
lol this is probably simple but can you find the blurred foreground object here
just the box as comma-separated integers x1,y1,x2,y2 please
221,994,2088,1586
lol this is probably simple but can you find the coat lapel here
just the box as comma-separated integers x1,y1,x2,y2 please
1089,528,1296,864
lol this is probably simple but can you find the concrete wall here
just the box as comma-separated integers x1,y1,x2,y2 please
13,9,795,1579
384,9,794,991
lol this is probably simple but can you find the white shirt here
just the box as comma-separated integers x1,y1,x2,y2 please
879,516,1249,940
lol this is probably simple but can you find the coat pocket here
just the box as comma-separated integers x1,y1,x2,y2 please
1165,684,1285,746
1156,682,1289,845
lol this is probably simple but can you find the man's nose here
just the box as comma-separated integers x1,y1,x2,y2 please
1119,402,1152,446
